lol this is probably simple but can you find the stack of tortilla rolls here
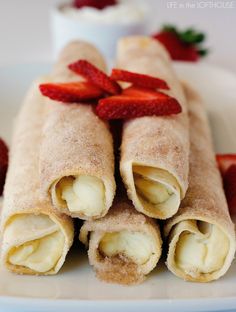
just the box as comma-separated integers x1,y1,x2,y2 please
164,84,236,282
1,36,235,286
1,80,74,275
118,36,189,219
39,41,116,220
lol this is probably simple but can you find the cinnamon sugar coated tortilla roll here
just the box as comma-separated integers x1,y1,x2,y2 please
118,36,189,219
1,81,74,275
79,198,162,285
164,85,236,282
40,41,115,220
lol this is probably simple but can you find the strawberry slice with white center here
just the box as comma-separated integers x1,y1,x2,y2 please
111,69,169,90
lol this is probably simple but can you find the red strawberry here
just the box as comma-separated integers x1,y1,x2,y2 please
154,31,199,62
122,86,167,98
96,86,181,120
111,69,169,90
223,165,236,215
39,81,103,103
153,25,208,62
216,154,236,175
73,0,117,10
0,138,9,196
69,60,121,95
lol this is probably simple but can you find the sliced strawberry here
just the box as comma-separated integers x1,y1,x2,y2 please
96,86,181,120
122,85,167,98
0,138,9,196
39,81,103,103
223,165,236,215
111,69,169,90
216,154,236,175
73,0,117,10
68,60,121,95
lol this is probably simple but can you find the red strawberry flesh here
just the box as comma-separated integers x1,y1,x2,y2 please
73,0,117,10
0,138,9,196
111,69,169,90
96,86,181,120
153,31,199,62
39,81,103,103
223,165,236,215
216,154,236,175
69,60,121,95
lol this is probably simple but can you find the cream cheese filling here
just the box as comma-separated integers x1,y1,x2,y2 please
5,214,65,273
99,230,156,265
133,165,180,216
53,175,105,217
174,220,229,277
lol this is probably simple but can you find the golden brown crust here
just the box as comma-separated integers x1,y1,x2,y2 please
79,199,162,285
1,80,74,275
39,41,115,220
95,256,145,285
118,36,189,219
164,84,236,282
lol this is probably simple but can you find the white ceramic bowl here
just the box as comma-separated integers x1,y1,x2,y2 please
51,2,149,59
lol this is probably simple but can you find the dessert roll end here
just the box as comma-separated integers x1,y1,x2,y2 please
120,162,181,219
50,174,114,220
166,218,235,282
51,175,105,219
2,211,74,275
79,201,162,285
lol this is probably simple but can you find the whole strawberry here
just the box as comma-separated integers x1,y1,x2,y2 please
153,25,208,62
0,137,9,196
73,0,117,10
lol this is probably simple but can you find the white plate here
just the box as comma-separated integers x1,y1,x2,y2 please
0,62,236,312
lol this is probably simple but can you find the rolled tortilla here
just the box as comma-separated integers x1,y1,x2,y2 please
79,197,162,285
118,36,189,219
40,41,115,220
1,80,74,275
164,84,236,282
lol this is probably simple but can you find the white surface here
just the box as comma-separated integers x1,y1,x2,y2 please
0,0,235,71
0,62,236,312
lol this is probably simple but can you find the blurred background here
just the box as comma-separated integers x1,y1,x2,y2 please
0,0,235,71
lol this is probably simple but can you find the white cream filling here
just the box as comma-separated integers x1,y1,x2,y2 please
175,221,229,276
55,175,105,217
5,214,64,273
9,231,64,273
99,230,155,265
135,176,173,204
133,166,180,216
